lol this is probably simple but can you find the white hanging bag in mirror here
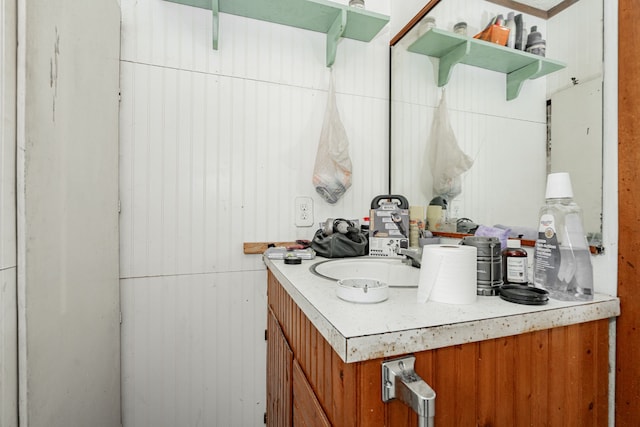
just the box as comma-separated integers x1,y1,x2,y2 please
312,70,353,204
421,90,473,201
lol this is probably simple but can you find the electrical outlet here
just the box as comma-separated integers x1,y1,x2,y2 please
295,196,314,227
450,200,462,219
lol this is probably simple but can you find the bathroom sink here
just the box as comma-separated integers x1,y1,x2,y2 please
310,257,420,287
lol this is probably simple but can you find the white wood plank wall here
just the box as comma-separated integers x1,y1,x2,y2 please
545,0,603,95
0,0,17,425
119,0,391,426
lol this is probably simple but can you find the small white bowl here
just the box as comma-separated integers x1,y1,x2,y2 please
336,278,389,303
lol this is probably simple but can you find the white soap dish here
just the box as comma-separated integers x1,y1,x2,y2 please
336,278,389,303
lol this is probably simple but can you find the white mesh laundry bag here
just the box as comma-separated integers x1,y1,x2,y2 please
422,91,473,200
312,71,352,204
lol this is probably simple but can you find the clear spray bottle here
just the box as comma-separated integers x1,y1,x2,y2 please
533,173,593,301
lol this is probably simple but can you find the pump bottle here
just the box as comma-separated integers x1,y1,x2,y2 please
533,173,593,301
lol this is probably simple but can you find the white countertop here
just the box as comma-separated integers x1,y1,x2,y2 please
265,256,620,363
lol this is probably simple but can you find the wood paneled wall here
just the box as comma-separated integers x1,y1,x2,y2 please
616,0,640,425
268,271,610,426
118,0,391,424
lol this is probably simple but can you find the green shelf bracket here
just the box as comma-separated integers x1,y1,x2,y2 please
211,0,219,50
326,9,347,68
507,59,543,101
438,41,470,87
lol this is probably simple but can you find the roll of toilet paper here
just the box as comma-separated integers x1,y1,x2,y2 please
417,244,478,304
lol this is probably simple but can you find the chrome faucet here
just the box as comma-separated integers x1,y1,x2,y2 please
398,248,422,268
382,355,436,427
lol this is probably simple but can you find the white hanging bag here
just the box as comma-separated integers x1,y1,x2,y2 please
421,90,473,201
312,71,353,204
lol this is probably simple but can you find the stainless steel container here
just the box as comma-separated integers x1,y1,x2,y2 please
461,236,503,295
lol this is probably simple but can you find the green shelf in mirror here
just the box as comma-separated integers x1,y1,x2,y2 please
407,28,566,100
164,0,390,67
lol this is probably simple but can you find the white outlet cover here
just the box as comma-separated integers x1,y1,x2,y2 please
295,196,314,227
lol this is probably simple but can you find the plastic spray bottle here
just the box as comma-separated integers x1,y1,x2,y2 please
533,173,593,301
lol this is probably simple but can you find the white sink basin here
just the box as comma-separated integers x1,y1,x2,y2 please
310,257,420,287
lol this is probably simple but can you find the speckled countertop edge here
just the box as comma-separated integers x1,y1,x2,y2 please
265,256,620,363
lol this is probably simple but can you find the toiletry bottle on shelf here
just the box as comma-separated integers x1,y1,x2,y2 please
533,173,594,301
502,238,528,284
526,26,546,56
453,22,467,36
526,25,541,47
514,14,524,49
505,12,516,48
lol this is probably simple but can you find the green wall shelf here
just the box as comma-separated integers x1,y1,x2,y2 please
407,28,566,100
164,0,389,67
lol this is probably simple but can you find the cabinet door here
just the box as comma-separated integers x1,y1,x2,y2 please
267,308,293,427
293,360,331,427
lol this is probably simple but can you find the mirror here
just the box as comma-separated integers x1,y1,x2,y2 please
390,0,603,245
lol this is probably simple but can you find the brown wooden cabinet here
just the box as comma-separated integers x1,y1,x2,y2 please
267,307,332,427
293,360,332,427
267,270,610,426
267,307,293,427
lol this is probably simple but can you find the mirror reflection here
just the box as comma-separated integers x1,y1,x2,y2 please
390,0,603,244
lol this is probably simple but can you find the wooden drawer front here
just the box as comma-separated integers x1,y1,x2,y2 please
356,321,609,426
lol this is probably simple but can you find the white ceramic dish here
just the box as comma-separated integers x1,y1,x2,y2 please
336,278,389,303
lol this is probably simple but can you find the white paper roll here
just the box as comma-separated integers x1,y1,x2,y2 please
417,244,478,304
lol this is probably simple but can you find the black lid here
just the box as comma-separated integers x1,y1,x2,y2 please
499,285,549,305
429,196,448,208
284,254,302,265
